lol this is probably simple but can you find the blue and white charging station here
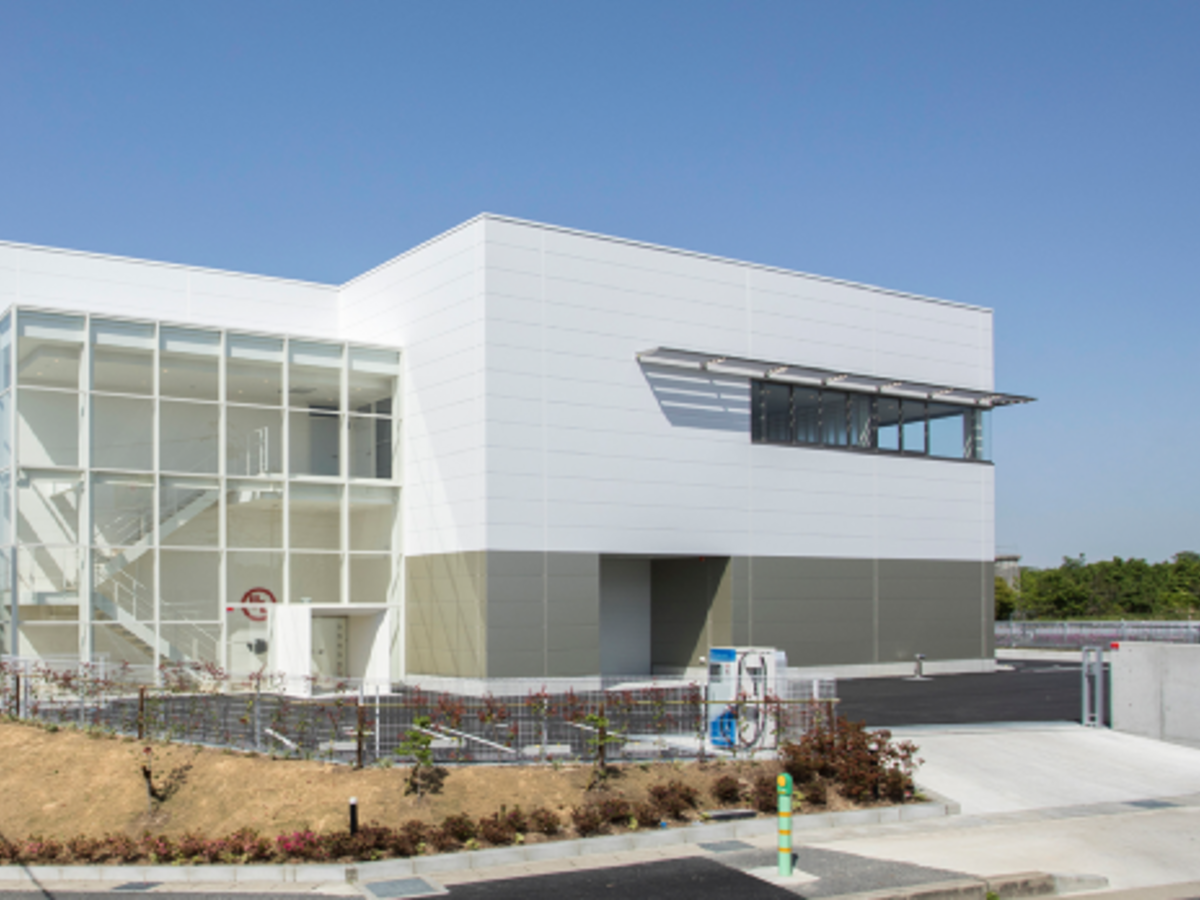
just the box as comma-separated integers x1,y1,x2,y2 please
706,646,787,752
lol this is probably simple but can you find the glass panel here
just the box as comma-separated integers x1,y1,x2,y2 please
91,473,153,548
160,622,220,666
160,401,219,473
227,552,283,613
0,392,11,468
927,402,967,459
18,623,79,659
160,327,219,401
18,388,79,467
17,545,81,606
18,470,82,544
91,319,154,395
159,477,220,547
0,550,9,655
289,341,343,410
160,550,219,621
227,405,283,476
92,395,153,470
349,555,391,603
93,623,154,666
17,311,84,389
349,415,393,479
227,334,283,406
0,470,9,545
849,394,874,449
820,390,848,446
349,486,398,552
762,382,791,444
965,408,992,461
0,312,11,392
902,400,926,453
877,397,901,452
92,550,154,622
227,480,284,549
901,399,927,454
290,482,341,550
793,387,820,445
348,347,398,415
290,553,341,604
289,410,341,477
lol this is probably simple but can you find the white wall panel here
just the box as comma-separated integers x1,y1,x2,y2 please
480,217,997,563
338,221,486,557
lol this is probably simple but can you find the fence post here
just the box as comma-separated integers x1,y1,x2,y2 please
253,677,262,752
374,689,381,764
355,701,365,770
12,673,19,719
138,686,146,741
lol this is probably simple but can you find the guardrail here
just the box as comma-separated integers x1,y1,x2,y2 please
996,620,1200,649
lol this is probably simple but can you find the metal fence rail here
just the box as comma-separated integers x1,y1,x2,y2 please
996,620,1200,649
0,658,837,766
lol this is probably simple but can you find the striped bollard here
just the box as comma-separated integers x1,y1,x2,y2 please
777,772,793,876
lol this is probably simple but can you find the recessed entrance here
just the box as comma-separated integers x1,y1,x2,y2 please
311,615,348,679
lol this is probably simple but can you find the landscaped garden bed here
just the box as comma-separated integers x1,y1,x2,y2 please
0,715,919,865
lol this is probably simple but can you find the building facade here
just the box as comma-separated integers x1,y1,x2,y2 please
0,215,1028,681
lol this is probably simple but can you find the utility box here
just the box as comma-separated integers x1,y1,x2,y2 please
706,646,788,751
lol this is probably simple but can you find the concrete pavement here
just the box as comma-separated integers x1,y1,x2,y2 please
762,723,1200,894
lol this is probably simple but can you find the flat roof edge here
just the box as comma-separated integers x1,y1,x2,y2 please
475,214,995,315
0,238,339,292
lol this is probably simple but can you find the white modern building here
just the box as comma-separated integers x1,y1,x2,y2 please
0,215,1029,682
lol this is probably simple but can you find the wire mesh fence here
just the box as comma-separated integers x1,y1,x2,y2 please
0,657,837,767
996,620,1200,649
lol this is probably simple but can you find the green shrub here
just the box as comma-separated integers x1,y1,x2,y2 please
477,812,517,845
632,800,663,828
780,717,919,804
648,779,699,819
439,813,477,844
751,773,778,813
528,807,561,835
570,804,608,836
711,774,742,804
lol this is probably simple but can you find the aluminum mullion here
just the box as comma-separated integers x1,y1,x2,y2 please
281,339,290,606
80,312,91,663
217,330,228,671
341,345,349,606
152,320,162,683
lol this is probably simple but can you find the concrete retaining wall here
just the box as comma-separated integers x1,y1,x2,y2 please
1111,642,1200,744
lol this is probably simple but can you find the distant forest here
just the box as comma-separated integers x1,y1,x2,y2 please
995,552,1200,620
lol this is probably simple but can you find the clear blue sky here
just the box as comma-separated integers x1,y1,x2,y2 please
2,1,1196,568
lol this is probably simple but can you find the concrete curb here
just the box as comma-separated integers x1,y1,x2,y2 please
0,801,952,885
813,870,1109,900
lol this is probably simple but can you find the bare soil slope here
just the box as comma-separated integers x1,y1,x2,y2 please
0,723,793,838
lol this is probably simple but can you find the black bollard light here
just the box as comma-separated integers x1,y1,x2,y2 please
349,797,359,836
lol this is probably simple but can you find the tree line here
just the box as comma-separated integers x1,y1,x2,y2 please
995,552,1200,620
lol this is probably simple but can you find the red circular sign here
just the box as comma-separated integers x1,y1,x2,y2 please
239,587,277,621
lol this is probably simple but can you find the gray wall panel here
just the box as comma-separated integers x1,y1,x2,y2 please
409,551,990,678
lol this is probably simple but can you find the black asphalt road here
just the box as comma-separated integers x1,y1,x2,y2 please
447,858,796,899
837,658,1106,727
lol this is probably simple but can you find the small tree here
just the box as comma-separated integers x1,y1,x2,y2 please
583,706,624,789
394,715,443,798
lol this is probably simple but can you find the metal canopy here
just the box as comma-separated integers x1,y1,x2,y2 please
636,346,1034,408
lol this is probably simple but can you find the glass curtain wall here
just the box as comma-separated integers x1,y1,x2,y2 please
751,379,991,462
2,306,401,670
